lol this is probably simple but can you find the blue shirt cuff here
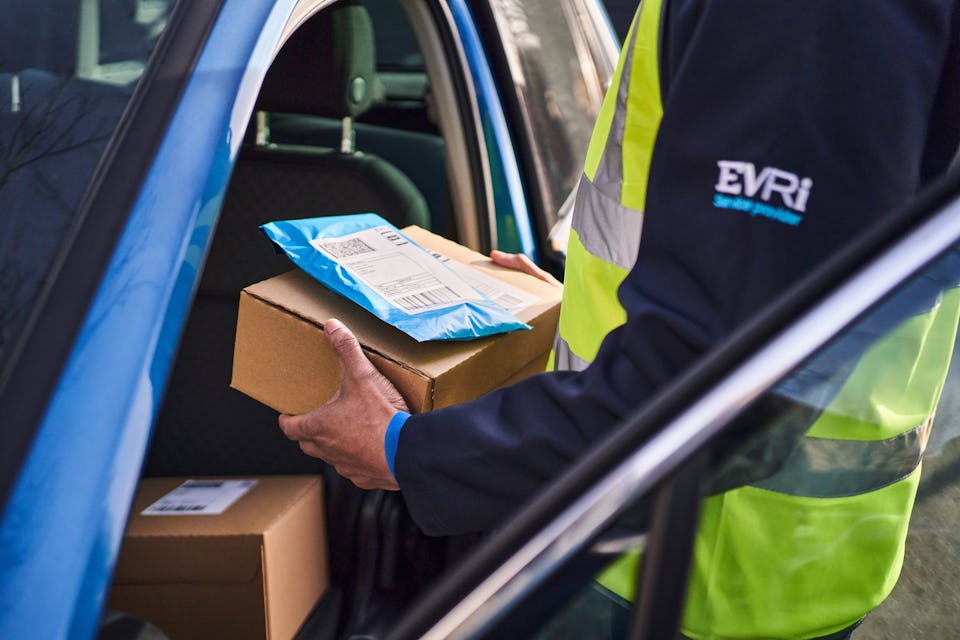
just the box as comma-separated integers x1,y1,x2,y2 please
384,410,410,481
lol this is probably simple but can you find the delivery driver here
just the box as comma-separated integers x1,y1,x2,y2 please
277,1,960,638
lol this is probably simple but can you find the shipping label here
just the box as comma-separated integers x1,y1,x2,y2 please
141,479,257,516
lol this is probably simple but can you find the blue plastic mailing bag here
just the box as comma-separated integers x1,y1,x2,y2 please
260,214,531,342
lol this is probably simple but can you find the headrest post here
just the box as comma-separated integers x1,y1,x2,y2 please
340,116,355,154
255,111,269,146
10,73,20,113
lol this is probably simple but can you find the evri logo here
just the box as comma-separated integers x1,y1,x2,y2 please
715,161,813,212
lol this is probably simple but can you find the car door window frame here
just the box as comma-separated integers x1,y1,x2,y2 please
385,168,960,639
467,0,618,264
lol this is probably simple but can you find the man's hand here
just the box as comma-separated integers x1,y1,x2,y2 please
489,250,562,287
278,318,408,491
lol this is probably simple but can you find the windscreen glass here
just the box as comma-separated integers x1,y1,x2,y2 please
0,0,177,369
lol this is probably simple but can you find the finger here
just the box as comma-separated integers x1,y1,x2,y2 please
333,464,400,491
490,250,560,286
299,439,324,459
350,475,400,491
489,249,532,273
278,412,309,441
324,318,376,376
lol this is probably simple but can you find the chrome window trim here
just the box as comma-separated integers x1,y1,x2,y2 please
484,0,618,239
417,193,960,639
566,0,619,102
404,0,490,251
572,0,621,72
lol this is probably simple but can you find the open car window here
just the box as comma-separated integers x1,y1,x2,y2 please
471,0,616,259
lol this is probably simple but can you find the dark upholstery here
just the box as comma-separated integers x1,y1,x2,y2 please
145,3,454,632
0,3,78,75
257,1,377,119
149,0,431,481
200,146,429,295
269,114,450,236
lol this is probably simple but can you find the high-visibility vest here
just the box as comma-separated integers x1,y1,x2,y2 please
553,1,960,638
549,0,661,372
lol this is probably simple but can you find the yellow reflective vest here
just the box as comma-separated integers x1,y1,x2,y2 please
553,1,960,638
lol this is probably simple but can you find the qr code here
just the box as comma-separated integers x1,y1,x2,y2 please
319,238,375,259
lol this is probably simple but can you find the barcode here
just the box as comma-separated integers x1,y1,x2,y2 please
320,238,375,259
379,228,408,247
182,481,223,489
497,293,525,309
151,504,206,512
395,286,462,311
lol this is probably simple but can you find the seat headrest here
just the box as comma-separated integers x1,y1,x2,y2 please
257,1,376,119
0,3,78,75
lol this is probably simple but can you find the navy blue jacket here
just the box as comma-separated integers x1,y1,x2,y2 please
395,0,960,536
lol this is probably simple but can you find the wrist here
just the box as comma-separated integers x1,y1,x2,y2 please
383,411,410,481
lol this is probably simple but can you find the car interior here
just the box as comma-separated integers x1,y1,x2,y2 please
6,2,960,639
140,1,489,637
105,2,960,638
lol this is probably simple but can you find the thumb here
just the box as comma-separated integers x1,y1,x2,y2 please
324,318,375,377
278,411,308,440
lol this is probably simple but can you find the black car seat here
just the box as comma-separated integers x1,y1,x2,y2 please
148,0,432,474
146,4,434,633
267,0,452,235
200,0,430,298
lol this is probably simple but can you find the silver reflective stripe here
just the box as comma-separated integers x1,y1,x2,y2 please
752,419,932,498
568,9,644,270
592,18,641,196
571,174,644,271
553,334,591,372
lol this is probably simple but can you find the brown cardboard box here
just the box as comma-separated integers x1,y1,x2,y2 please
231,226,562,414
109,476,328,640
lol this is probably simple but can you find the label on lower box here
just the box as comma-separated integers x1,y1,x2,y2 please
142,479,257,516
